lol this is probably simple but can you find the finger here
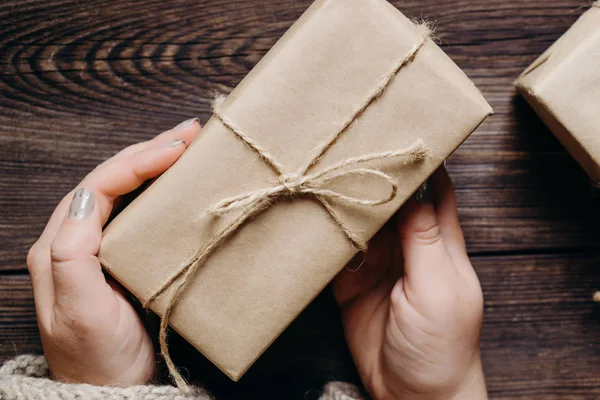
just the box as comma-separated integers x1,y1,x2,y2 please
32,124,198,313
31,118,201,256
431,167,470,265
83,138,191,224
101,118,200,167
50,139,193,306
100,120,201,222
397,195,455,288
333,231,393,307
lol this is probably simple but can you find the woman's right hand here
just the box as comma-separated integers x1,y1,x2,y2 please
335,169,487,400
26,119,201,386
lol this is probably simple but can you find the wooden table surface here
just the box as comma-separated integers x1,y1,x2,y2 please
2,0,600,398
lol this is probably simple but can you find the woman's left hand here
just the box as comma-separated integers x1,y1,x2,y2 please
26,119,201,386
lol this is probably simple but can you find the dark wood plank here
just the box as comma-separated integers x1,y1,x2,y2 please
3,251,600,399
478,253,600,399
2,0,600,271
0,275,40,361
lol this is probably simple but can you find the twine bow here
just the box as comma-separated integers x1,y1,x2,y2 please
207,144,429,216
143,23,433,393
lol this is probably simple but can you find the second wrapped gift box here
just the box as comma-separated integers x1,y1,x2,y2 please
517,2,600,181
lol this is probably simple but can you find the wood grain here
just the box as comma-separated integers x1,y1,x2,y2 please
2,0,600,270
0,275,40,361
2,0,600,398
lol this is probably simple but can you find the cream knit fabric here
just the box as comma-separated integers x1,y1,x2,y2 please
0,355,364,400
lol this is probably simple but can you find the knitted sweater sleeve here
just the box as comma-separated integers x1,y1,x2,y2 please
0,355,365,400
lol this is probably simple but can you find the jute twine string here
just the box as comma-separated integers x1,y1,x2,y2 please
143,24,432,393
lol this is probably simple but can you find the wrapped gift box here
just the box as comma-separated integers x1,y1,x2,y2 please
99,0,492,381
516,2,600,181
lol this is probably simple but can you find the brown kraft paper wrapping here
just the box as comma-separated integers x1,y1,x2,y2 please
516,3,600,181
98,0,492,381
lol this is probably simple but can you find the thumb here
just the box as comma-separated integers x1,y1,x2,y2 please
397,192,455,291
50,140,190,311
50,189,113,313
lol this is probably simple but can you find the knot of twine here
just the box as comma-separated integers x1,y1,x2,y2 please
279,172,305,191
143,23,433,393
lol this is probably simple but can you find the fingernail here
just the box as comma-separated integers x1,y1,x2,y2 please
69,188,95,219
161,139,186,149
415,179,433,204
173,118,199,130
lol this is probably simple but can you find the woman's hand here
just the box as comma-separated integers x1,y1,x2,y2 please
26,119,201,386
334,168,487,400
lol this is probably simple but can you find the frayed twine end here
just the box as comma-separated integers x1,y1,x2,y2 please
211,92,227,113
408,140,433,163
411,18,439,43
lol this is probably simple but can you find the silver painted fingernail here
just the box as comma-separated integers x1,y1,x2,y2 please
69,188,95,219
161,139,186,148
173,118,199,130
